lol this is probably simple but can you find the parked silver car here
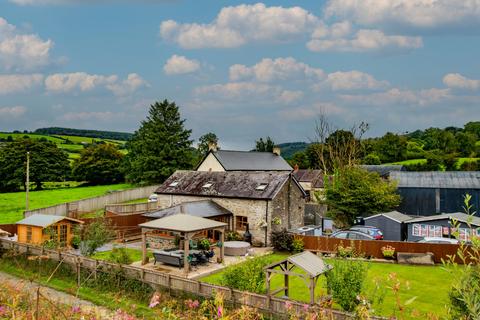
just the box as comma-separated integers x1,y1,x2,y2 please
417,237,459,244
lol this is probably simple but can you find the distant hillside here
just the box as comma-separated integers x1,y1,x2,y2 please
34,127,133,141
277,142,310,159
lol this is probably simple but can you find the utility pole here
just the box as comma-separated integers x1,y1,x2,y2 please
26,151,30,211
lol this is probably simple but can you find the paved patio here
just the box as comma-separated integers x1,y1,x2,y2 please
131,246,273,279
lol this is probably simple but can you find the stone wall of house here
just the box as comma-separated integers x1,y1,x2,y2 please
271,178,305,234
156,194,269,246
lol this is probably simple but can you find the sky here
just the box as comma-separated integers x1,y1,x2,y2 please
0,0,480,150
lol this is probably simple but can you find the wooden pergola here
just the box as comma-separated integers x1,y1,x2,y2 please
264,251,332,304
139,214,227,275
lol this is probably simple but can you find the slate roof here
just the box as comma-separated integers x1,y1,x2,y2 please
405,212,480,227
143,200,232,219
390,171,480,189
16,214,83,228
360,165,405,177
293,169,325,188
139,214,227,233
364,211,412,223
205,150,292,171
155,170,305,200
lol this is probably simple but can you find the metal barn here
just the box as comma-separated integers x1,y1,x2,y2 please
390,171,480,216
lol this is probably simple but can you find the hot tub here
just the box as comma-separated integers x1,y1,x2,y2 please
224,241,251,256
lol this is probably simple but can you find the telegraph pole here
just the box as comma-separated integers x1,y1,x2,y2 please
26,151,30,211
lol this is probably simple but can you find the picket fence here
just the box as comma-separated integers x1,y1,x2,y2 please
0,238,379,319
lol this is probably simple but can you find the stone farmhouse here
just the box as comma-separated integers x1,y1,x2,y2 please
154,170,306,246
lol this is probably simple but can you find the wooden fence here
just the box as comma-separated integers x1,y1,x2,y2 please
0,238,373,319
105,202,159,215
23,185,160,218
299,235,471,264
81,213,148,242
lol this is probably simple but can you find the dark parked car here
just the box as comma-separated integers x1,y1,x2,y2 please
350,225,384,240
330,230,375,240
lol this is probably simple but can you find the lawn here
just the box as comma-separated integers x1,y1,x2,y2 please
92,248,152,263
0,183,133,224
200,253,453,319
122,198,148,204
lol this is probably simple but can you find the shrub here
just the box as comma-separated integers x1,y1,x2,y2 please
448,266,480,319
271,229,293,252
108,246,133,265
325,259,368,312
198,239,211,251
80,219,115,256
381,245,395,258
337,245,354,258
226,231,242,241
220,256,271,293
291,236,304,253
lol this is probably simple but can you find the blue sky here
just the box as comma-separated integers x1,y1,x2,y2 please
1,0,479,149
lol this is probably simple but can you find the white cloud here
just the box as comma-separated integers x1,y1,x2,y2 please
443,73,480,90
194,81,302,105
0,74,43,94
45,72,148,96
229,57,324,82
322,70,389,91
307,28,422,52
324,0,480,30
160,3,318,48
163,54,200,75
279,102,344,120
58,111,115,122
0,17,53,71
0,105,27,118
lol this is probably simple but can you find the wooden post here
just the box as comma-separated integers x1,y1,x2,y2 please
284,261,289,297
219,228,225,263
309,276,315,305
141,229,148,265
184,232,190,275
76,259,81,287
94,260,97,280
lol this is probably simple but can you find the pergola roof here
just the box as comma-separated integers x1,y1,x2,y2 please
266,251,332,277
139,213,227,233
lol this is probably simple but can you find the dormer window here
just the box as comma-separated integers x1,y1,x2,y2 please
169,181,179,187
256,183,268,191
202,182,213,188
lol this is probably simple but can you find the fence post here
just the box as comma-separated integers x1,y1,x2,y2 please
167,274,171,295
76,258,81,287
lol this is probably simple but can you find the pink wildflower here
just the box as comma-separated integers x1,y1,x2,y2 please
285,300,293,311
71,305,81,313
217,305,223,318
149,292,161,308
0,306,6,316
303,304,309,312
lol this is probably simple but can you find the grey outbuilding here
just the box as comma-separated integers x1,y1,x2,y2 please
363,211,412,241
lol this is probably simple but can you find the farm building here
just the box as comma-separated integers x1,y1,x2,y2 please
404,212,480,242
390,171,480,216
153,170,306,246
363,211,412,241
196,143,292,172
16,214,83,246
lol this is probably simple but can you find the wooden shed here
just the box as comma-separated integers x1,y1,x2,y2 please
16,214,83,246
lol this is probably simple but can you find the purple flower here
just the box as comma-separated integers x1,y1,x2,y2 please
285,301,293,311
303,304,309,312
149,292,161,308
0,306,6,316
71,305,81,313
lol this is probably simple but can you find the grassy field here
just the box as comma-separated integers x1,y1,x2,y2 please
200,253,453,319
92,248,152,263
0,132,63,143
0,183,133,224
389,158,427,165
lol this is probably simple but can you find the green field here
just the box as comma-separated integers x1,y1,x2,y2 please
0,183,133,224
389,158,427,165
92,248,152,263
0,132,64,143
200,253,453,319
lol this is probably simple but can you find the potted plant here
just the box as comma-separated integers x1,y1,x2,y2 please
198,238,211,251
381,245,396,259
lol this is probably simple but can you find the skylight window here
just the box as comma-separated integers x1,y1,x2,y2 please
169,181,179,187
256,183,268,191
202,182,213,188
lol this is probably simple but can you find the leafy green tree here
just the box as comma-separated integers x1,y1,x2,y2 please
374,132,408,163
289,151,311,169
0,138,70,191
464,121,480,138
455,132,477,157
197,132,219,156
322,167,401,228
363,153,381,165
255,136,275,152
72,144,124,185
79,218,115,256
123,100,194,184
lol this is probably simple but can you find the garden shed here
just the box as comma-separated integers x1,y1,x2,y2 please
16,214,83,246
363,211,412,241
264,251,332,304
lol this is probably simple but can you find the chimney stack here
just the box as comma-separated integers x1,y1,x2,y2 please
208,141,218,152
272,146,281,156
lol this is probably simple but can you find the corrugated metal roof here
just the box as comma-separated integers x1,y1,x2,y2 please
287,251,332,277
155,170,293,200
360,165,405,177
16,214,82,228
364,211,412,223
139,214,227,233
390,171,480,189
405,212,480,226
212,150,292,171
293,169,325,188
143,200,232,219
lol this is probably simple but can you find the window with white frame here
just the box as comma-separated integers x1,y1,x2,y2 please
412,224,442,237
